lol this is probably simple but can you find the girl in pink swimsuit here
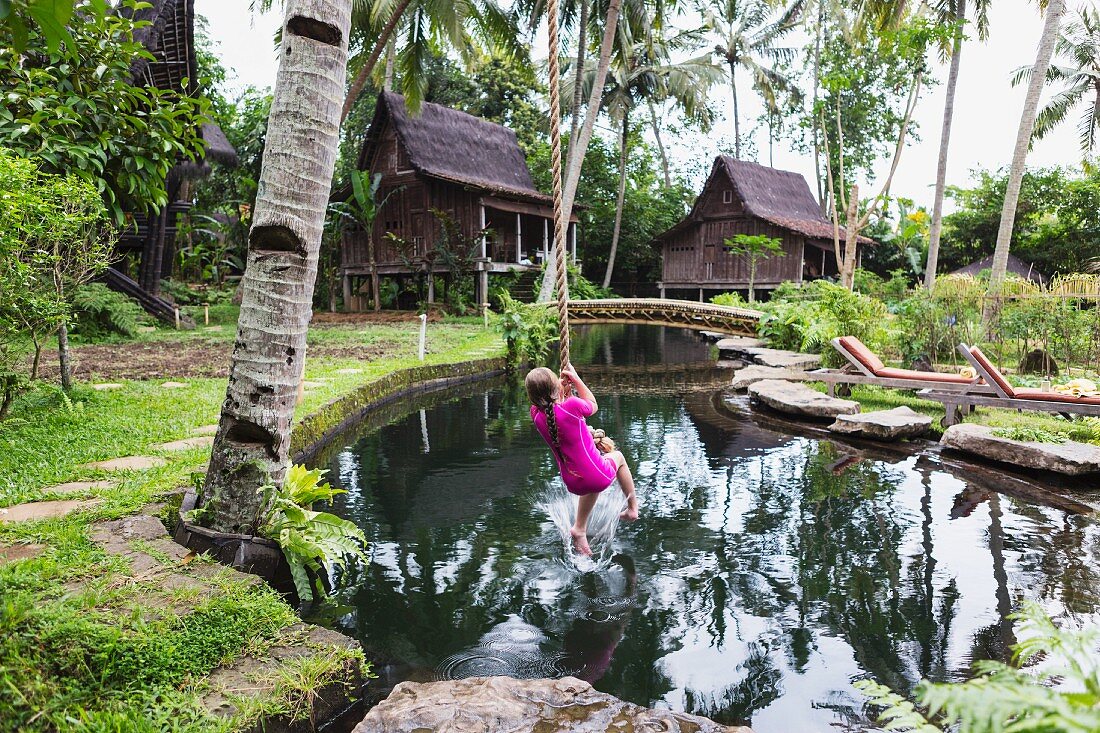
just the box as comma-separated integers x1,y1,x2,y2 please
526,365,639,556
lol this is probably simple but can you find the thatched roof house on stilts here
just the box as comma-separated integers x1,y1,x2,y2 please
107,0,238,326
656,156,873,300
339,91,578,310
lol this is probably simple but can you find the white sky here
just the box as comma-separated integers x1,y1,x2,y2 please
195,0,1086,212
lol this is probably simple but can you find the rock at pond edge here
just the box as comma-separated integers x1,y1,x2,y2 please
828,406,932,441
748,379,859,419
940,423,1100,476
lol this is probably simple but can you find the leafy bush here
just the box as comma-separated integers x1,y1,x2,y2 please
496,291,559,365
757,281,891,367
568,263,614,300
70,284,149,339
710,291,748,308
258,465,368,605
858,601,1100,733
991,426,1068,444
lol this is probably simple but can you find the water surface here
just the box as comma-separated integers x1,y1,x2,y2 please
318,325,1100,731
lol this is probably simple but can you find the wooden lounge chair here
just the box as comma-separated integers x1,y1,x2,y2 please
919,344,1100,426
812,336,992,397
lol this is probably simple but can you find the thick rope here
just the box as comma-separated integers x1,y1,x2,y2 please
546,0,570,367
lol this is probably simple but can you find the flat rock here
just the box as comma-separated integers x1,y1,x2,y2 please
354,676,750,733
746,348,821,369
0,498,102,523
192,425,219,435
0,543,45,563
43,480,116,496
941,424,1100,476
699,330,731,342
829,406,932,441
161,381,189,389
137,326,157,333
301,380,327,388
715,336,766,356
82,456,167,471
92,383,124,391
335,368,362,375
202,326,223,332
748,379,859,419
731,365,811,390
156,436,215,452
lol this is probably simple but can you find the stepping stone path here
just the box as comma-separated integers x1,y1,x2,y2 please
192,425,219,435
941,424,1100,476
746,348,821,370
731,365,812,390
701,330,740,343
155,436,215,452
748,379,859,419
92,383,124,391
0,498,102,524
43,480,116,496
336,368,363,375
161,381,189,389
82,456,167,471
716,336,766,355
0,543,45,563
829,406,932,441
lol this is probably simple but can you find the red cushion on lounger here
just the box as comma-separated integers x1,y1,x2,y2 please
1014,388,1100,405
875,367,974,383
837,336,885,374
968,347,1015,397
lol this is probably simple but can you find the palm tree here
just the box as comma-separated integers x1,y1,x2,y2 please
989,0,1067,290
202,0,353,533
924,0,992,288
1011,6,1100,156
567,29,722,288
704,0,801,160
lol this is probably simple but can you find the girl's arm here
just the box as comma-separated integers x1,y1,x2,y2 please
562,365,598,413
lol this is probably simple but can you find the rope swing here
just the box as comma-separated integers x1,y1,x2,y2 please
545,0,571,367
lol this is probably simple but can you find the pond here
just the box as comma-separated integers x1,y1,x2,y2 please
315,324,1100,731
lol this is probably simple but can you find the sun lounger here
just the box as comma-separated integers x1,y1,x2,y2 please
812,336,992,397
919,344,1100,426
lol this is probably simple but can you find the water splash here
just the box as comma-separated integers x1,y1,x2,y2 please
435,616,571,680
538,481,627,571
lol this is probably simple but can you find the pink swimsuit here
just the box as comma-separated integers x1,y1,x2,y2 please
531,396,618,495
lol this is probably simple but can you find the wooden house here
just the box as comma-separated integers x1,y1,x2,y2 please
108,0,238,324
949,254,1047,286
340,91,578,309
655,156,872,299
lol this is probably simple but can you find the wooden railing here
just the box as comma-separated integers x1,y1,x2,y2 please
565,298,762,336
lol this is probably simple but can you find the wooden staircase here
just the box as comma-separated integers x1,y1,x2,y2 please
103,267,196,329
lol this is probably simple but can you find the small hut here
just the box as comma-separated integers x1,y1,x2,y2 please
108,0,238,323
949,254,1047,287
655,156,873,299
339,92,578,309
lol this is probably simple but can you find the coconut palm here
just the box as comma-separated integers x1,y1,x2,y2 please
1011,6,1100,156
704,0,801,160
989,0,1067,290
567,28,722,288
924,0,992,289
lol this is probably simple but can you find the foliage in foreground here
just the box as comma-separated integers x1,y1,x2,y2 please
259,465,367,605
858,601,1100,733
496,292,559,366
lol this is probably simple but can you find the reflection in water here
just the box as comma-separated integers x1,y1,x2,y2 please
318,326,1100,731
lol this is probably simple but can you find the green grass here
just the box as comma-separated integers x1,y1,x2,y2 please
0,316,504,732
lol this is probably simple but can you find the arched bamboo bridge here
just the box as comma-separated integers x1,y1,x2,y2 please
565,298,762,336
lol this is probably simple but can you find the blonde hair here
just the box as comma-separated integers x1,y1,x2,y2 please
525,367,560,450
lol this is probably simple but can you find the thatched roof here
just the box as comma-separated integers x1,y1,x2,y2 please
122,0,197,95
358,92,551,202
658,156,874,245
950,254,1047,285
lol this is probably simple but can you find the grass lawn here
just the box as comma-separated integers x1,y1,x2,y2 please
0,313,505,732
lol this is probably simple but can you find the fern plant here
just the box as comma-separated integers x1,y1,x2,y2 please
258,465,368,604
70,283,147,339
858,601,1100,733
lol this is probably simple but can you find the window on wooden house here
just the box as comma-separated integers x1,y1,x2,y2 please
722,189,733,204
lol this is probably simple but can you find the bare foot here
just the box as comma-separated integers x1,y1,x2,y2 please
620,495,639,522
570,528,592,556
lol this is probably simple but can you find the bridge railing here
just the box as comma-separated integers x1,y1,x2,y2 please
565,298,764,321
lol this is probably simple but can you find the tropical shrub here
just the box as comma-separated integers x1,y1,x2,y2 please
258,465,367,605
710,291,748,308
858,601,1100,733
496,292,558,366
70,284,149,340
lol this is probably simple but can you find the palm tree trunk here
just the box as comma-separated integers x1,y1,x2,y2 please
538,0,622,303
729,60,741,159
568,0,589,156
812,0,825,210
648,99,672,187
603,114,629,289
383,36,396,91
340,0,412,123
202,0,353,535
925,0,966,289
989,0,1065,289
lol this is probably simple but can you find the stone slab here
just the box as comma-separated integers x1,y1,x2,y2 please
748,379,859,419
0,543,46,563
82,456,167,471
715,336,766,355
941,423,1100,476
92,383,124,391
155,436,215,452
829,406,932,441
354,676,751,733
161,381,189,389
43,480,116,496
746,348,821,369
731,365,811,390
192,425,219,435
0,498,102,523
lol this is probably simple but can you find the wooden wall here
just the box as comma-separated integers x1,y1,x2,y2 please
661,216,805,288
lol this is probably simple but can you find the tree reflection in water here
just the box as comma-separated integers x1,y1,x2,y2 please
314,325,1100,731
